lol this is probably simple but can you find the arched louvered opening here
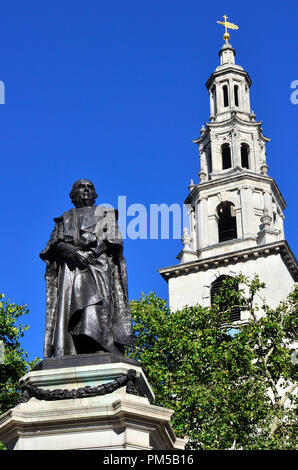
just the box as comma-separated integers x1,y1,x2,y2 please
210,275,241,322
207,150,213,179
234,85,239,107
221,143,232,170
223,85,229,107
211,85,217,114
217,201,237,242
241,143,250,169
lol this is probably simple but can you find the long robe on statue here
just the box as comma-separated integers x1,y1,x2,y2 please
40,205,134,358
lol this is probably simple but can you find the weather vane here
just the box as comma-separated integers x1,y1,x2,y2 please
217,14,239,43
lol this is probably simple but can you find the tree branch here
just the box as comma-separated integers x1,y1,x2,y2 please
248,293,280,405
269,415,280,439
264,345,274,367
279,383,297,407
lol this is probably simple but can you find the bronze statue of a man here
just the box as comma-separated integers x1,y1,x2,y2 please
40,179,134,358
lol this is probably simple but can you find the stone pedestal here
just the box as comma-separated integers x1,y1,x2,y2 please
257,227,280,245
0,353,186,450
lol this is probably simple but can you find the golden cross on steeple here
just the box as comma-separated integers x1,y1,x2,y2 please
217,14,239,43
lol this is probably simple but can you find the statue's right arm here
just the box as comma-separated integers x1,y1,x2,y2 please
44,218,92,268
55,242,77,261
55,242,93,268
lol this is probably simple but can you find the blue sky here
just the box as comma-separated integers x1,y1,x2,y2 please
0,1,297,361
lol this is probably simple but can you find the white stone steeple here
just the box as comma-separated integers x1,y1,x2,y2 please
196,41,270,184
182,40,286,262
208,42,252,121
159,35,297,316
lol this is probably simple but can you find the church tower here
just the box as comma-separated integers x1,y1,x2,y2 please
159,19,297,318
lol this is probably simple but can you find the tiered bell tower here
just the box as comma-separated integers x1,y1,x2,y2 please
159,18,297,317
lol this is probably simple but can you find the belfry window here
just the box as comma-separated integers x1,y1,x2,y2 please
234,85,239,107
217,201,237,242
221,143,232,169
210,275,241,322
241,143,249,169
211,86,217,114
223,85,229,107
207,150,213,178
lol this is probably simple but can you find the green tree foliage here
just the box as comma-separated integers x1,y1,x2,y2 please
129,275,297,449
0,294,39,417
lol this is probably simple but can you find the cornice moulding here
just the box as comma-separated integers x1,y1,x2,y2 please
158,240,298,282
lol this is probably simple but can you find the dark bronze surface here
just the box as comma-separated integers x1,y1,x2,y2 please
32,352,139,370
40,179,134,358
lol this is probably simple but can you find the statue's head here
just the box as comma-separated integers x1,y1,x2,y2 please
70,179,98,208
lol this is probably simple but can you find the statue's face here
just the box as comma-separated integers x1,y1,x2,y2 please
70,179,97,208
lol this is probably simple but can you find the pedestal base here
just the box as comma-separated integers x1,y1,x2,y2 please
0,354,186,450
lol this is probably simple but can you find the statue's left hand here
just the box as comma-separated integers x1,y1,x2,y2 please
74,250,93,268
